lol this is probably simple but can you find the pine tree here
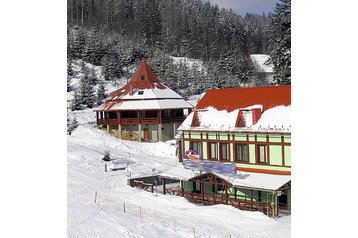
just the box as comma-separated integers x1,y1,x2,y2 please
71,91,82,111
96,81,107,105
68,117,79,135
79,73,95,108
67,76,71,92
267,0,291,84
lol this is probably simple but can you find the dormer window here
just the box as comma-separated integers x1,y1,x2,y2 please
237,117,245,127
138,90,144,95
141,74,145,81
191,111,200,127
235,110,246,128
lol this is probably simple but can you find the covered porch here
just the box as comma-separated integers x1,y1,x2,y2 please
159,167,291,217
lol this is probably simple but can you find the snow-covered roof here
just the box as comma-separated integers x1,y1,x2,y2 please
250,54,274,73
177,85,291,133
108,99,193,111
159,165,291,192
94,60,193,111
178,105,291,133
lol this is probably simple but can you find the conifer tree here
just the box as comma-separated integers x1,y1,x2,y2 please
267,0,291,84
71,91,82,111
96,82,107,105
79,73,95,108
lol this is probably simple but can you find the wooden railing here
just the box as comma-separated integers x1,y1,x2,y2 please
140,118,158,124
133,180,154,193
98,116,187,125
164,189,270,213
98,119,119,125
121,118,139,125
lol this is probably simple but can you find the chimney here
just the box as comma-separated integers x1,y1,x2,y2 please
251,108,262,125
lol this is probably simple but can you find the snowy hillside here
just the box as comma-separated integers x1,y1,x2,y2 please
67,109,290,238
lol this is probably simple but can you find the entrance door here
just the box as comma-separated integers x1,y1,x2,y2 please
278,194,288,207
143,128,149,141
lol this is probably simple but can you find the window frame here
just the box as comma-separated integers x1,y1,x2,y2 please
208,142,218,161
190,141,203,159
234,143,249,163
256,144,269,164
219,143,229,161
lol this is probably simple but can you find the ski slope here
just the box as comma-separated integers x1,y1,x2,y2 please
67,110,290,238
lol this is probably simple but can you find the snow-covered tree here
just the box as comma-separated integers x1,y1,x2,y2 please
70,91,82,111
79,73,95,108
96,81,107,105
267,0,291,84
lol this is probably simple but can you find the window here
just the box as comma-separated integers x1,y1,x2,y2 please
220,143,229,161
235,144,248,162
140,74,145,81
208,143,217,160
257,144,268,164
138,90,144,95
190,142,202,158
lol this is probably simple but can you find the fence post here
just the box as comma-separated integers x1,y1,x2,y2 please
139,206,142,218
94,191,97,203
123,202,126,213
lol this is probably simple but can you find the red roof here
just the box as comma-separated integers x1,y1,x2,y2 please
109,60,165,97
196,85,291,112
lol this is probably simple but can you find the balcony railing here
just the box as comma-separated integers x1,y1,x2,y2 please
98,116,186,125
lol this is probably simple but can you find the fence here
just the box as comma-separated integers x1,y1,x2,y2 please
94,191,255,238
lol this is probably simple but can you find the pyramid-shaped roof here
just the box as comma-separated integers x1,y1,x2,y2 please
95,60,193,111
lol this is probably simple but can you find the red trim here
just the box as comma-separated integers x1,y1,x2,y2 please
236,167,291,175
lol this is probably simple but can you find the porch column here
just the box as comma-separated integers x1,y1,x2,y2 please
137,111,141,142
163,178,166,195
173,122,177,137
200,180,204,204
106,112,110,132
225,182,228,205
250,190,253,210
158,110,162,142
96,112,99,125
180,180,184,197
234,187,237,199
117,111,121,139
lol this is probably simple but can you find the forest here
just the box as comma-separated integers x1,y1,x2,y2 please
67,0,290,106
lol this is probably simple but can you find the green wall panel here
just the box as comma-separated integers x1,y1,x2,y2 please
249,135,255,141
184,133,190,138
184,181,193,191
191,133,201,139
285,137,291,143
269,145,283,166
257,136,266,142
230,143,234,161
208,133,216,140
235,135,246,141
269,136,281,142
249,144,256,163
284,146,291,166
184,141,190,152
219,133,228,140
203,142,208,159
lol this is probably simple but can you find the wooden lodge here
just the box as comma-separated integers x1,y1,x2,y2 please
94,60,193,142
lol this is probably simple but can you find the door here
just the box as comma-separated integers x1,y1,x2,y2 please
143,128,149,141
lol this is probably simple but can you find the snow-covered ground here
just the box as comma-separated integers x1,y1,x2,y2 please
68,110,290,238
